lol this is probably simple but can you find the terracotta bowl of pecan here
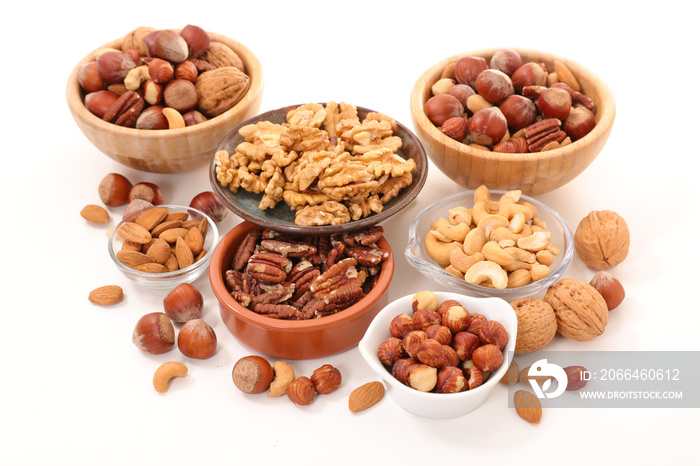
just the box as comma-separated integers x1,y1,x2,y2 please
209,101,428,235
209,221,395,359
409,48,615,195
66,26,264,173
358,291,517,418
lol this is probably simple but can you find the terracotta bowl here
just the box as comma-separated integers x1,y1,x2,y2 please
210,103,428,236
209,221,395,359
409,48,615,195
66,31,263,174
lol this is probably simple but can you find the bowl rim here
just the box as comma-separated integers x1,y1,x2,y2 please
209,103,429,236
358,291,517,401
209,220,395,332
108,204,219,279
65,30,264,139
405,189,574,298
409,47,616,163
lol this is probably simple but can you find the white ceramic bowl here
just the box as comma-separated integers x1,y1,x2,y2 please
405,190,574,300
358,291,517,418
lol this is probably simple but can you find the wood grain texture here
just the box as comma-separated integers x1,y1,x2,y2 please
409,48,615,195
66,32,263,173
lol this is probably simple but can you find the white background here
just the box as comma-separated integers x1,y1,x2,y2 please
2,1,697,464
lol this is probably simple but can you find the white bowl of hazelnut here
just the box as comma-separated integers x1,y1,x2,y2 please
358,291,517,418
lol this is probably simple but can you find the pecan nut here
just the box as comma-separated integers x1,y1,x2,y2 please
260,239,317,257
523,118,567,152
102,90,144,127
231,230,260,271
346,246,390,267
253,303,299,319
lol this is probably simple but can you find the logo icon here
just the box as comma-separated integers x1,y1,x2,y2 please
528,359,568,399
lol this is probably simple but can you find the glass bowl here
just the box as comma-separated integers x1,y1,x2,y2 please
405,190,574,300
108,205,219,289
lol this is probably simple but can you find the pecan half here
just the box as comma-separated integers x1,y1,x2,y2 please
342,225,384,246
523,118,567,152
324,241,346,271
232,230,260,271
493,136,528,153
260,239,317,258
346,246,390,267
254,304,299,319
310,258,358,294
102,90,144,127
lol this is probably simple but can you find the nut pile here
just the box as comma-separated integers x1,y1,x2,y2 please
377,291,508,394
425,48,597,153
78,24,250,129
214,101,416,226
424,185,560,289
224,225,390,319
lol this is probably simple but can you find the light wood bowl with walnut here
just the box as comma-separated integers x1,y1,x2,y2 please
66,32,263,174
409,48,615,195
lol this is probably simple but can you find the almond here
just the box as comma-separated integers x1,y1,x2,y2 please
164,254,179,271
116,222,152,244
185,227,204,255
159,227,190,244
175,236,194,269
151,220,184,237
135,207,169,231
81,204,110,224
514,389,542,424
133,263,169,273
165,212,189,222
564,365,588,391
145,238,172,264
116,249,155,268
348,381,385,413
88,285,124,306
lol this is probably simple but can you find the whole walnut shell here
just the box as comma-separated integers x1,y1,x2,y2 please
200,41,245,72
121,26,156,56
195,67,250,118
543,278,609,341
510,298,557,352
574,210,630,270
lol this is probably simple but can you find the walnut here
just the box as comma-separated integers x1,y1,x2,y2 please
195,66,250,118
324,101,359,138
286,103,326,127
199,41,245,72
574,210,630,270
509,298,557,352
295,201,351,226
543,279,609,341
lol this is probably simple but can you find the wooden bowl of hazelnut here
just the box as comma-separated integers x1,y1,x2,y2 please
409,48,615,195
66,25,264,173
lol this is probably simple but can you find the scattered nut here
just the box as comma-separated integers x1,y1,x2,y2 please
310,364,342,395
286,376,316,406
589,271,625,311
152,361,188,393
232,355,274,394
88,285,124,306
574,210,630,270
509,298,557,352
177,319,217,359
544,278,609,341
348,381,385,413
513,389,542,424
80,204,110,224
268,361,295,397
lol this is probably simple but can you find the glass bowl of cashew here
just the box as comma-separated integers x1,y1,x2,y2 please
405,186,574,300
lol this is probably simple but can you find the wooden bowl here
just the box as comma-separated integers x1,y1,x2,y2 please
209,221,394,360
409,48,615,195
66,32,263,173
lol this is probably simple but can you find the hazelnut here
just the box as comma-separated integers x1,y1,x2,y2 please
574,210,630,270
499,94,537,131
98,172,132,207
464,365,484,390
163,79,198,113
475,69,514,104
440,304,471,334
177,318,217,359
441,116,468,141
78,62,104,93
478,320,509,350
415,339,446,367
148,58,174,84
589,271,625,311
412,308,441,331
286,376,316,405
180,24,211,58
97,51,136,84
564,365,589,391
537,87,572,120
425,325,452,346
232,355,274,394
310,364,342,395
562,106,596,140
467,313,487,335
468,107,508,146
377,337,406,366
441,344,460,367
411,290,440,312
154,29,189,63
163,283,204,322
183,110,208,126
136,105,168,130
402,330,428,358
451,331,480,361
406,364,438,392
391,358,415,385
446,83,476,109
471,344,503,372
424,94,464,127
175,60,199,83
389,313,415,338
489,49,523,77
453,56,488,88
511,62,548,93
132,312,175,355
436,366,467,393
128,182,164,205
85,90,120,119
189,191,228,223
142,81,164,106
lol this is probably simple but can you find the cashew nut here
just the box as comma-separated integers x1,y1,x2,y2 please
448,243,484,273
503,246,536,264
438,221,470,243
504,260,534,272
491,226,521,244
447,206,472,226
530,263,551,281
153,361,188,393
474,185,492,203
508,212,526,234
444,264,465,279
536,250,555,266
508,268,533,288
425,231,458,267
508,203,535,223
517,230,550,252
124,65,151,91
162,107,186,129
477,214,509,240
463,226,486,256
464,260,508,289
481,241,515,267
268,361,295,397
471,201,500,225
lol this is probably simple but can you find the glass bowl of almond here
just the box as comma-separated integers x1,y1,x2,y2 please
108,205,219,289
